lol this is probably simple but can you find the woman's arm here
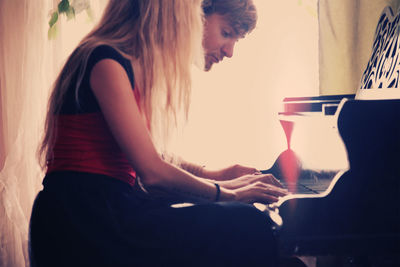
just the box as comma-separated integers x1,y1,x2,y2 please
181,160,261,181
90,59,286,203
163,153,261,180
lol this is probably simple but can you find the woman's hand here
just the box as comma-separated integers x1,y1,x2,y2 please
219,173,283,190
232,181,288,204
219,173,288,204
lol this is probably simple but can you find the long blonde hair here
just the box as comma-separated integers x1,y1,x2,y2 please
40,0,204,167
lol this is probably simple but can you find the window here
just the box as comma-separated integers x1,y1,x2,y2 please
174,0,319,169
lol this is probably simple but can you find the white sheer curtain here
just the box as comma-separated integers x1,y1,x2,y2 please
0,1,105,266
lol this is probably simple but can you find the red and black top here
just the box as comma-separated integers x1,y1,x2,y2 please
47,45,138,186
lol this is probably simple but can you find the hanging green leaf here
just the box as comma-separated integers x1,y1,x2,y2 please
49,11,59,27
58,0,70,14
86,7,94,22
48,0,92,40
48,24,58,40
65,6,75,20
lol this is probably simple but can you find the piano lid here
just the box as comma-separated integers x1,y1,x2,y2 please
280,94,355,116
277,94,351,171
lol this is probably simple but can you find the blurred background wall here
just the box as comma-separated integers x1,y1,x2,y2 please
319,0,400,95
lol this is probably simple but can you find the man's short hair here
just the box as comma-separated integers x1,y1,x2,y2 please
202,0,257,37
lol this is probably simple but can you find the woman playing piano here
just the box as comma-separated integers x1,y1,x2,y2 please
29,0,287,266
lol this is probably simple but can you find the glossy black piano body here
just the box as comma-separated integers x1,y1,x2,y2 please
272,98,400,260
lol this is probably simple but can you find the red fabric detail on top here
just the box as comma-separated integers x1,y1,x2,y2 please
47,113,136,186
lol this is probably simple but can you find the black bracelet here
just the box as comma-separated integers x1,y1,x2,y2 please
214,183,220,202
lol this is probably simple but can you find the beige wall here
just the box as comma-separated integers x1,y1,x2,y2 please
319,0,400,95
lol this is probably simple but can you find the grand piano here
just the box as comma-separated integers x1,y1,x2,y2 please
263,6,400,266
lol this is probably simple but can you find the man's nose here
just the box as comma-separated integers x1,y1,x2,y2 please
222,41,235,58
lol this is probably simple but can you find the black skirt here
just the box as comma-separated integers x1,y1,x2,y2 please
29,171,278,267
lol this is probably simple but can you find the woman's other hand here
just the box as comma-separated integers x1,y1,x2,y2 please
219,173,283,190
